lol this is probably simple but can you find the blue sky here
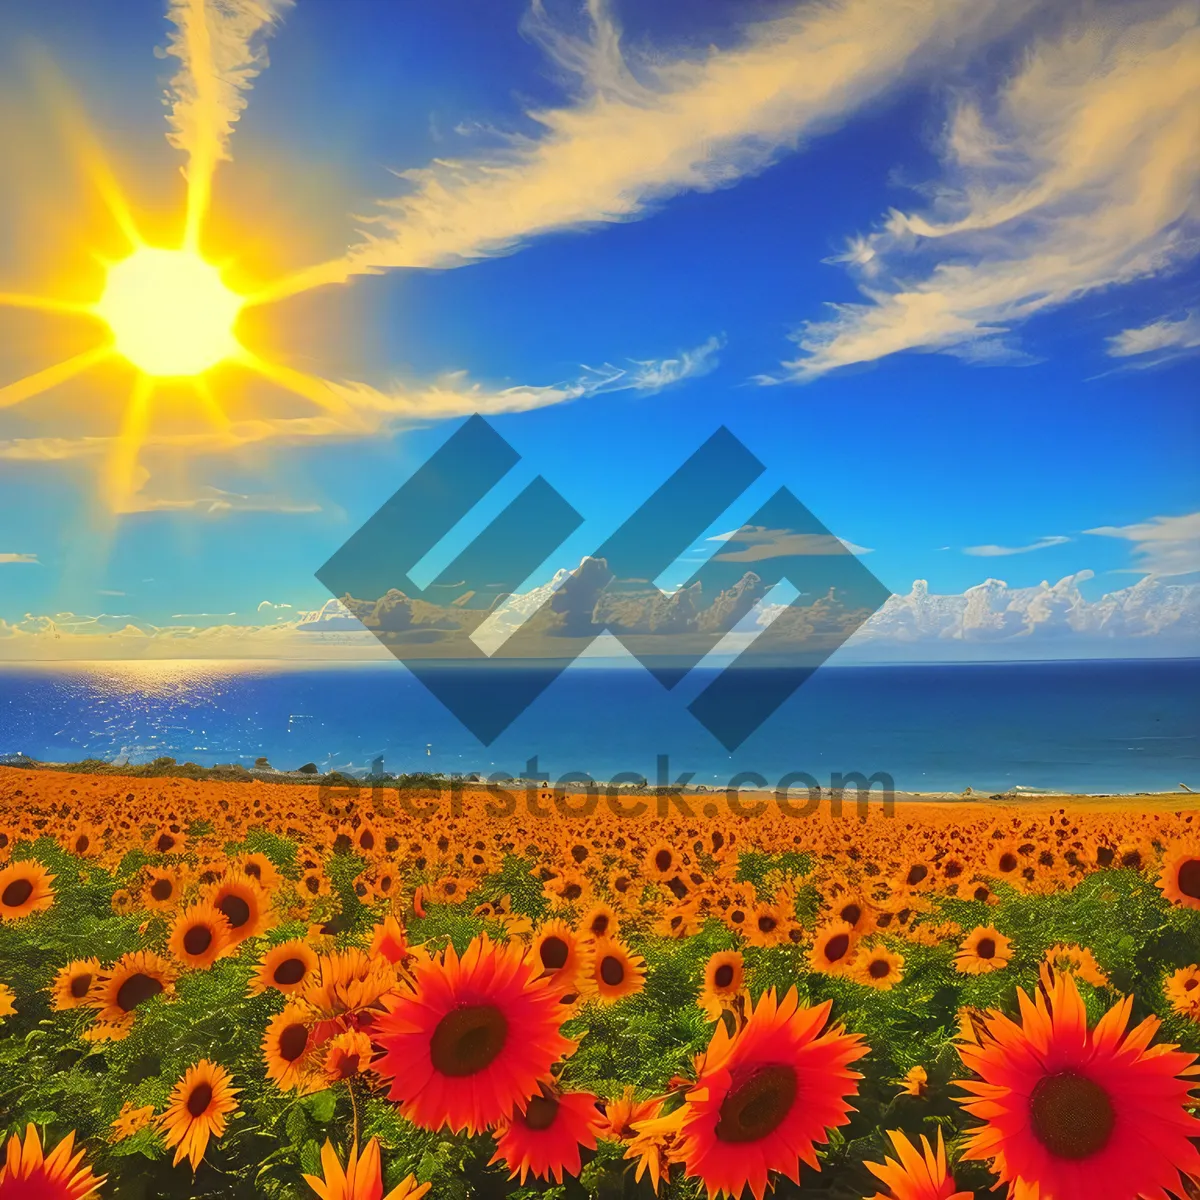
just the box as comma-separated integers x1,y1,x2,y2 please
0,0,1196,662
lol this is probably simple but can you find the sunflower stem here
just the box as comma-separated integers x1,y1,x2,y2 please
348,1077,360,1148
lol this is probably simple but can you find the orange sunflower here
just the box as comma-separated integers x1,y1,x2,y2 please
204,869,272,945
263,1002,320,1091
322,1029,374,1083
673,987,867,1200
373,933,575,1135
0,860,55,921
1165,964,1200,1018
111,1101,157,1142
581,935,645,1003
954,926,1011,975
809,921,858,977
0,1124,104,1199
249,939,319,996
92,950,176,1026
367,914,408,965
531,919,584,992
168,902,234,970
490,1085,604,1185
698,951,745,1021
1157,844,1200,910
143,865,186,912
957,971,1200,1200
865,1129,971,1200
601,1086,664,1142
302,947,397,1019
160,1059,240,1170
303,1138,431,1200
49,958,105,1011
853,944,905,991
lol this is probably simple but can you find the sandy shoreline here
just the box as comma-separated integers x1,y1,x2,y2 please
1,760,1194,812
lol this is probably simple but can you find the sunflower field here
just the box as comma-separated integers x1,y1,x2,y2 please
1,766,1200,1200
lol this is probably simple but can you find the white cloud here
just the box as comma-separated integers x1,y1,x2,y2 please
164,0,293,228
272,0,1027,292
775,5,1200,380
3,566,1196,663
963,535,1070,557
853,571,1199,648
1106,309,1200,360
1086,511,1200,577
0,337,721,474
0,553,38,564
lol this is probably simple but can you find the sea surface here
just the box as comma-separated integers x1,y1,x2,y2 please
0,658,1196,795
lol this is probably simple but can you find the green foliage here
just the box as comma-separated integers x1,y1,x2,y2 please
1,827,1198,1199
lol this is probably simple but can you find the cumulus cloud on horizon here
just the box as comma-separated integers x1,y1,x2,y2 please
1,569,1196,663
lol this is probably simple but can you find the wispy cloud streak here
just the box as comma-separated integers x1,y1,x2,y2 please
254,0,1025,301
775,5,1200,380
164,0,294,247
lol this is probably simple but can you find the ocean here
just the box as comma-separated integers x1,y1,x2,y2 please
0,657,1196,796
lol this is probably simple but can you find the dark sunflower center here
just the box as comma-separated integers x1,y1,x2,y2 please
600,955,625,986
429,1004,508,1077
1029,1071,1115,1161
117,972,164,1012
590,915,610,936
998,852,1018,872
75,835,91,853
714,1064,798,1144
539,936,569,971
183,925,214,956
654,850,672,872
244,862,262,879
1177,859,1200,900
186,1083,213,1117
906,864,928,886
279,1023,309,1062
976,938,996,959
523,1093,560,1131
563,883,582,901
714,964,735,989
868,958,891,979
2,879,33,908
156,833,176,853
70,972,94,998
823,933,850,963
150,879,174,901
840,904,862,926
217,894,251,929
757,915,778,933
359,830,375,851
1185,978,1199,992
973,886,991,902
273,957,307,986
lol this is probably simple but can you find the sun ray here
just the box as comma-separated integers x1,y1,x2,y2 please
234,348,364,426
0,345,113,411
31,53,145,253
103,375,155,512
241,258,362,309
192,376,233,435
0,293,102,319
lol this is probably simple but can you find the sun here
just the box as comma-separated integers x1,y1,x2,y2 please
0,16,363,512
97,248,243,378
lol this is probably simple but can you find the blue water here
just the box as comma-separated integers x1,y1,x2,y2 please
0,658,1196,795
